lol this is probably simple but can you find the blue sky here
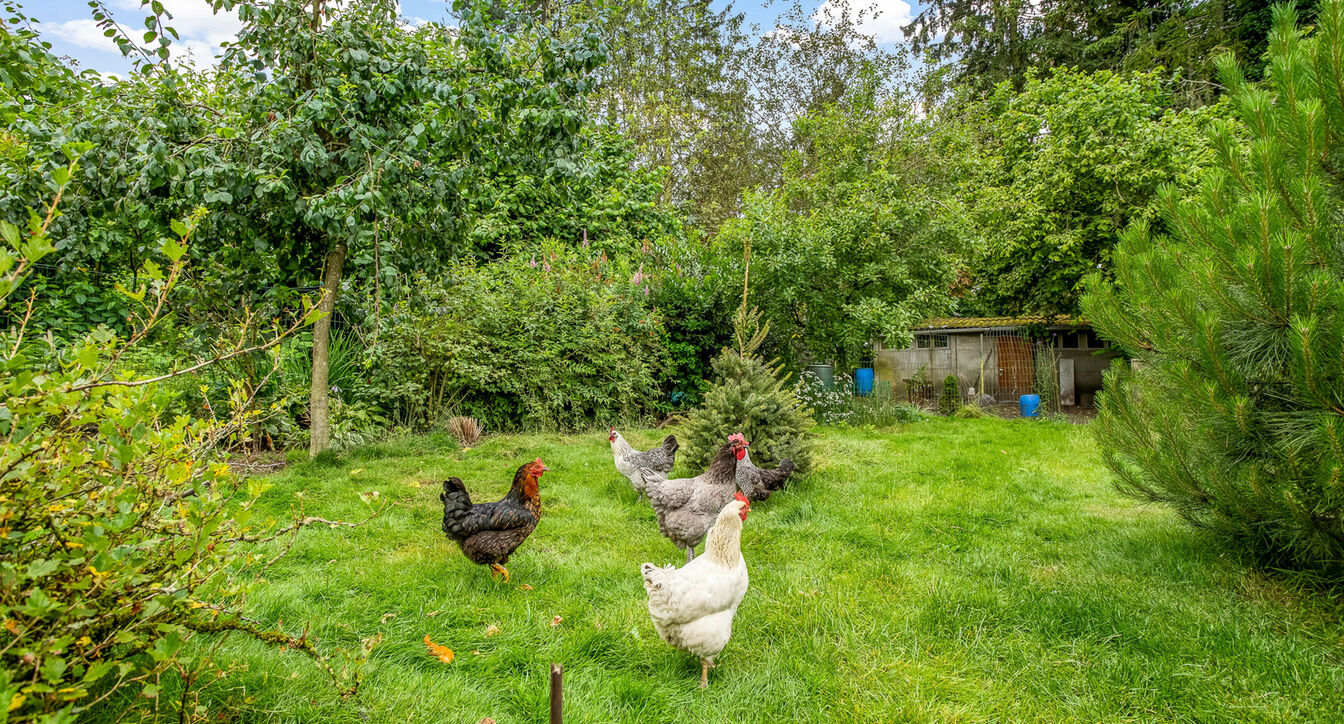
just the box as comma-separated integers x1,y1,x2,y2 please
26,0,916,75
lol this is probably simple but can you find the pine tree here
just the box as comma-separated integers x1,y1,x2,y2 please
1082,1,1344,574
682,305,815,472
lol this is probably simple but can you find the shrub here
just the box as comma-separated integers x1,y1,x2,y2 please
365,244,669,431
647,232,740,407
0,184,375,719
792,369,851,424
1082,2,1344,574
938,374,960,415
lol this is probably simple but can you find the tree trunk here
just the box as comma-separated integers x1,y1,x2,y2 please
308,242,346,458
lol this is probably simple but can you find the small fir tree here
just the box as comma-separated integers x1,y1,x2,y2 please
682,305,815,472
1082,0,1344,573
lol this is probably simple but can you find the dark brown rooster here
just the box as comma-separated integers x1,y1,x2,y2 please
440,458,547,582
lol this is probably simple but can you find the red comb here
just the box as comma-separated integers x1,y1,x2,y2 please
735,492,749,504
728,432,747,444
534,457,544,464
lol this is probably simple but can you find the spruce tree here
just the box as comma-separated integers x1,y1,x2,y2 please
682,305,815,472
1083,1,1344,573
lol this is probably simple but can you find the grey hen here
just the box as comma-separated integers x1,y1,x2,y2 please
609,428,678,501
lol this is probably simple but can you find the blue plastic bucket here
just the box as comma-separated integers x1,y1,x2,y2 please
855,367,875,396
1020,394,1041,418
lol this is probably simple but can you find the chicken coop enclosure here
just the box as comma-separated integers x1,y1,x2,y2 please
871,317,1120,409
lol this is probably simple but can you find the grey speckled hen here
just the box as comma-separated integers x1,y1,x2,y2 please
646,434,746,563
735,446,794,502
609,429,678,502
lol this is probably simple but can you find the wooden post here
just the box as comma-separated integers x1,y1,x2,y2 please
550,663,562,724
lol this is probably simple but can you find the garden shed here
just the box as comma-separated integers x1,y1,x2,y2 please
872,317,1121,407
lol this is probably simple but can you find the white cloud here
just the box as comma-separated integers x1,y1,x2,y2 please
47,0,241,67
812,0,914,44
45,18,123,55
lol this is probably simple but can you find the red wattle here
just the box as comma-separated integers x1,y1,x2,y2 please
735,448,746,461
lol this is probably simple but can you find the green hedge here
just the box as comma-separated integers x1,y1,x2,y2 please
365,244,670,431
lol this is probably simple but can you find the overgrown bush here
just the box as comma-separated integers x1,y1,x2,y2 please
0,182,376,720
647,232,740,407
1082,1,1344,574
938,374,960,415
792,369,851,424
365,244,669,431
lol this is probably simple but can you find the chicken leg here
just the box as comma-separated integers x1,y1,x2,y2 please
700,660,710,689
684,545,695,564
489,563,510,582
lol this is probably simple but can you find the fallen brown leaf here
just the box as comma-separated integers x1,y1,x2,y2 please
550,616,563,627
485,624,501,636
424,635,454,664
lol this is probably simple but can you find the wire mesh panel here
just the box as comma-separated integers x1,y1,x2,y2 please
885,328,1065,407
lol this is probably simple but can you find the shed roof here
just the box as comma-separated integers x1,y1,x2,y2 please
914,315,1086,331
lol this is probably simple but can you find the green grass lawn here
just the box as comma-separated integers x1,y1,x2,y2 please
191,419,1343,722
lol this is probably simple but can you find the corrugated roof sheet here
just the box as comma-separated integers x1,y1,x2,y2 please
914,315,1086,330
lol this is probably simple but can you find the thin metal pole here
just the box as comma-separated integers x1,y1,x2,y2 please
550,663,562,724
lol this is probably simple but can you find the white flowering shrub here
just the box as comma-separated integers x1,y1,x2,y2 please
793,370,853,424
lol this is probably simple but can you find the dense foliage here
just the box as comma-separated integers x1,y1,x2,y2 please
723,89,959,370
937,68,1226,316
0,168,375,720
1083,1,1344,574
906,0,1322,102
365,246,669,431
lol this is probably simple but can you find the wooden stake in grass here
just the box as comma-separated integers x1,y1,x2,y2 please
550,663,562,724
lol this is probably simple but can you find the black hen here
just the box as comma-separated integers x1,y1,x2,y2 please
440,458,547,581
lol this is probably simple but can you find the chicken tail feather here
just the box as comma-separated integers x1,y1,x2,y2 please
662,434,679,455
641,562,674,600
758,457,795,496
440,477,473,541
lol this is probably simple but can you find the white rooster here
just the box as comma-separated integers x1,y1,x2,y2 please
641,494,751,688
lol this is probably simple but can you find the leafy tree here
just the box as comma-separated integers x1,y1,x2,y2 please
203,0,608,456
545,0,910,228
938,67,1225,316
466,126,681,258
721,86,959,370
905,0,1321,103
567,0,758,227
1082,1,1344,574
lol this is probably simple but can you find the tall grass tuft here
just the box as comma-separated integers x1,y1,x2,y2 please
444,416,483,447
